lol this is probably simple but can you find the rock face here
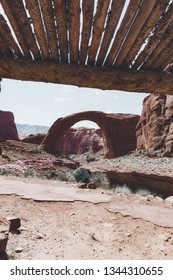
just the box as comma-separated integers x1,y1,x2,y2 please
0,216,9,253
22,128,103,155
136,94,173,156
22,133,46,144
40,111,140,158
57,127,104,155
0,110,19,140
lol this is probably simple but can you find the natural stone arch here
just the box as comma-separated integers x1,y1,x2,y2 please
40,111,139,158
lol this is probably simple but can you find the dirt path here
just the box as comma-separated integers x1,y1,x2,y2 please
1,177,173,260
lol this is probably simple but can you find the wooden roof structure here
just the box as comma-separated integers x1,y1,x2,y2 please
1,0,173,94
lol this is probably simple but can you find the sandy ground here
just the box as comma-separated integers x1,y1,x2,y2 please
1,177,173,260
0,140,173,260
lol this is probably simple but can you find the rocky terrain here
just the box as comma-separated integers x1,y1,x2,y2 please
0,139,173,260
0,103,173,260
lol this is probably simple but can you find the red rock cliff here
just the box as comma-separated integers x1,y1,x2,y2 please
0,110,19,140
136,94,173,155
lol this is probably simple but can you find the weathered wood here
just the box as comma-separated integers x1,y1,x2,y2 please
10,0,42,59
105,0,142,66
39,0,59,60
68,0,80,63
25,0,49,60
159,50,173,71
125,0,168,67
1,58,173,95
115,0,157,67
133,2,173,70
143,21,173,70
152,39,173,71
96,0,125,66
54,0,68,63
88,0,110,65
1,0,31,58
0,47,4,57
0,35,14,57
80,0,94,64
0,14,23,58
166,62,173,73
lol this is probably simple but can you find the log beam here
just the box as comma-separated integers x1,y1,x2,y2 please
0,58,173,95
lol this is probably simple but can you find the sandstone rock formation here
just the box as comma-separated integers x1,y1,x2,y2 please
55,127,104,155
136,94,173,156
22,128,104,155
22,133,46,144
0,216,9,254
0,110,19,140
40,111,140,158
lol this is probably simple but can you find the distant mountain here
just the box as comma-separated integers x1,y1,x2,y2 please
16,124,49,135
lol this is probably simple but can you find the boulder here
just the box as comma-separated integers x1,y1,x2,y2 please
136,94,173,156
0,110,19,140
0,216,10,253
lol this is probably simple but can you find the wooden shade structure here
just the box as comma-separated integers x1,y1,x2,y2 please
1,0,173,94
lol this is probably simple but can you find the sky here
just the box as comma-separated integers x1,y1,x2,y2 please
0,1,148,128
0,78,148,128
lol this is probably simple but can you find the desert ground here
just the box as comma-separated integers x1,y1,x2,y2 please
0,140,173,260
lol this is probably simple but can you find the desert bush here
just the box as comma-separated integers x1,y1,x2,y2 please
24,168,35,178
73,168,92,183
91,172,110,188
55,171,74,182
0,168,13,176
135,187,155,197
114,184,133,195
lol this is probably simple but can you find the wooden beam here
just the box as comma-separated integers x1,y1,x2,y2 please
39,0,59,60
124,0,168,67
68,0,80,63
1,0,31,58
105,0,142,66
0,58,173,95
54,0,68,63
0,14,23,58
87,0,110,65
25,0,50,60
115,0,157,67
9,0,42,60
133,2,173,70
80,0,94,64
143,22,173,70
96,0,126,66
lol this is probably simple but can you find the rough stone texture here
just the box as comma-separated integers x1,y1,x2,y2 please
22,133,45,144
57,127,104,155
0,110,19,140
40,111,140,158
0,216,9,253
22,128,104,155
136,94,173,155
7,216,21,232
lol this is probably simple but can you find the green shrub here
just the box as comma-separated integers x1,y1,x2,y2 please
91,172,110,188
73,168,92,183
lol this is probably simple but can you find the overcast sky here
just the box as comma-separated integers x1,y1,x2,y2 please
0,78,148,128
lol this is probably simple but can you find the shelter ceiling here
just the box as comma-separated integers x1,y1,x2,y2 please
1,0,173,94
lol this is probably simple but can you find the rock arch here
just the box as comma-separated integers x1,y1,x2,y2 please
40,111,139,158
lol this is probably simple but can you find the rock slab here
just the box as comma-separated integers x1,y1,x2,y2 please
0,216,10,253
